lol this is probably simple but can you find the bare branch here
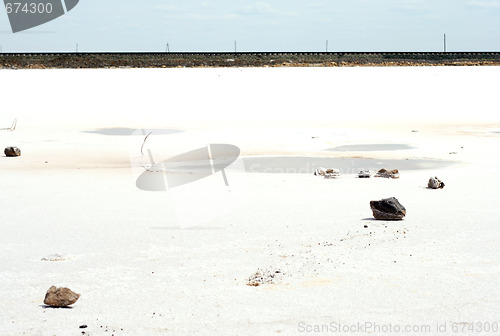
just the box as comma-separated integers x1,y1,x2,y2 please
0,119,17,131
141,132,152,156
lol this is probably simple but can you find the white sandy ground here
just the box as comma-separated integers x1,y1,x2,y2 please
1,67,500,335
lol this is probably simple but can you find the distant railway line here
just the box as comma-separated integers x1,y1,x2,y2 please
2,51,500,56
1,51,499,68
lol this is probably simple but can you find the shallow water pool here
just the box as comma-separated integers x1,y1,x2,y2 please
83,128,182,136
327,144,415,152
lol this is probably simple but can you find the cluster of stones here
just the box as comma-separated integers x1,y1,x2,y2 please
313,168,445,221
314,167,445,221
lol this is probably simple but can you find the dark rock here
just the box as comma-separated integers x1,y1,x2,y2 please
375,168,400,179
44,286,80,307
314,167,340,179
79,325,88,329
4,147,21,157
428,176,445,189
324,168,340,179
358,170,372,178
370,197,406,220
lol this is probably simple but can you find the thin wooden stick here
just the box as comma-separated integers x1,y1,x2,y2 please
141,132,152,156
0,119,16,131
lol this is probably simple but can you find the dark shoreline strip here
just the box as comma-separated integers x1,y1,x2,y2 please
2,52,500,69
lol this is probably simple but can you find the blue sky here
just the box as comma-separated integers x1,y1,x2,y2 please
1,0,499,52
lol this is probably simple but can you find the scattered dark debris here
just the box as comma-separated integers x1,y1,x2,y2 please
247,269,283,287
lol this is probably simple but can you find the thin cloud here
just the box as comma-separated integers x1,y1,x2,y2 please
238,2,297,17
161,12,239,21
153,3,238,21
391,0,429,10
154,4,183,12
199,1,214,9
466,0,500,8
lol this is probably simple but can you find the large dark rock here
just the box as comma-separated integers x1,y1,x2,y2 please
370,197,406,220
43,286,80,307
4,147,21,157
